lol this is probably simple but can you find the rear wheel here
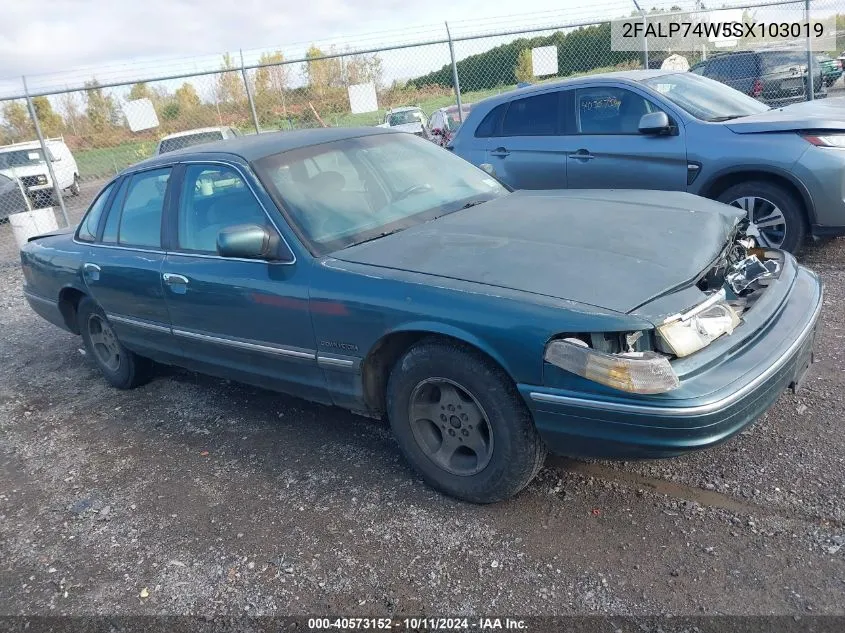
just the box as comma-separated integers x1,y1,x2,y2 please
77,297,153,389
386,339,547,503
716,181,806,253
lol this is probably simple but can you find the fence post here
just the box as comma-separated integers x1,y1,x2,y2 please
805,0,814,101
632,1,649,69
22,76,70,228
445,22,464,122
240,50,262,134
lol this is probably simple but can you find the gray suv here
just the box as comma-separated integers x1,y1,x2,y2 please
449,70,845,252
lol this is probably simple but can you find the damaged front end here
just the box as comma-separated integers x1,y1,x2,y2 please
544,227,786,395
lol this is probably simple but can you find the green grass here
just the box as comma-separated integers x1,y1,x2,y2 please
75,141,154,180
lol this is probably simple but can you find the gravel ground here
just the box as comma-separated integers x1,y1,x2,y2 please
0,233,843,618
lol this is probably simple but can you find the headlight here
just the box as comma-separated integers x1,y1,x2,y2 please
545,338,679,395
656,289,740,358
801,133,845,148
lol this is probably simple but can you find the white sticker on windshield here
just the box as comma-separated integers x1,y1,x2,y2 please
27,152,41,160
482,178,498,188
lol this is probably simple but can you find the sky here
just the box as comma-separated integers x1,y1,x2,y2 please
0,0,641,96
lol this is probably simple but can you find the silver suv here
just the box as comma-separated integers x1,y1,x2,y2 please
449,70,845,252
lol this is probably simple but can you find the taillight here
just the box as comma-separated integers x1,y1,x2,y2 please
750,79,763,97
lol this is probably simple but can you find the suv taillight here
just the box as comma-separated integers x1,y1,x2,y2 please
750,79,763,98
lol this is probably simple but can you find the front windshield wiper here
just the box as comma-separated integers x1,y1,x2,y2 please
348,227,407,248
460,199,489,210
707,115,745,122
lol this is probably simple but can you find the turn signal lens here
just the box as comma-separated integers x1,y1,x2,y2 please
544,338,679,395
801,133,845,148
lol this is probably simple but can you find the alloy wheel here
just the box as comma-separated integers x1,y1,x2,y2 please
408,378,494,476
87,314,121,372
728,195,787,249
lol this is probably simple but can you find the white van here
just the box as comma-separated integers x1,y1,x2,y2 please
0,138,80,206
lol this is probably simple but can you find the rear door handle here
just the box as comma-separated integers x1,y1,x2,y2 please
490,147,510,157
83,262,100,281
569,149,595,161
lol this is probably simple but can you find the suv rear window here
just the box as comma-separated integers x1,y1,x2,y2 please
501,92,559,136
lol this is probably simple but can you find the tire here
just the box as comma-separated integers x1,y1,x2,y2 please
70,175,80,196
386,339,547,503
715,180,806,253
77,297,154,389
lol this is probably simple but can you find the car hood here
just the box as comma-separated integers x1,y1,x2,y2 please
333,190,744,314
725,96,845,133
0,165,48,178
389,122,425,134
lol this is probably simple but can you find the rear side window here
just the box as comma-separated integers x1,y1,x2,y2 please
117,168,171,249
474,104,507,137
76,182,116,242
501,92,559,136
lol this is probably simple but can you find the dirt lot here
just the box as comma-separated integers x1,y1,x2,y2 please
0,231,844,618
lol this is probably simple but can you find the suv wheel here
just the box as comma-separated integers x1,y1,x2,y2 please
70,174,80,196
386,339,547,503
716,181,806,253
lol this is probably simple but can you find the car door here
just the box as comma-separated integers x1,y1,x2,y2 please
563,85,687,191
484,90,566,189
160,161,329,402
83,167,176,359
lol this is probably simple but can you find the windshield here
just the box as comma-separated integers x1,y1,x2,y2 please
254,133,508,255
158,131,224,154
642,73,770,121
0,148,46,169
387,110,424,126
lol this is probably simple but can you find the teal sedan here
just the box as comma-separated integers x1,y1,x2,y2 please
19,129,822,503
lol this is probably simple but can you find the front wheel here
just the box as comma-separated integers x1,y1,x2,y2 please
70,174,80,196
387,339,547,503
77,297,153,389
716,181,806,253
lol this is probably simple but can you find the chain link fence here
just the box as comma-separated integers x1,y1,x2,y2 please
1,0,843,262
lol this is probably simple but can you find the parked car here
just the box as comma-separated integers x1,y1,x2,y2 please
427,104,472,147
817,54,843,87
0,138,80,206
156,126,241,155
0,173,29,221
689,49,826,106
20,128,822,503
448,70,845,253
378,106,428,136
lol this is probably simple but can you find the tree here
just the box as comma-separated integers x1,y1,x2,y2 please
84,79,118,133
174,82,201,109
58,92,82,136
216,53,245,104
32,96,65,137
344,52,383,88
514,49,534,83
254,51,289,121
304,46,342,97
2,101,33,140
128,82,153,101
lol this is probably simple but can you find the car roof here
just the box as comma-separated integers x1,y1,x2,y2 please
159,126,231,141
0,140,43,153
130,127,399,172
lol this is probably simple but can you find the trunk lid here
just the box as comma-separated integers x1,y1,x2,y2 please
334,189,743,314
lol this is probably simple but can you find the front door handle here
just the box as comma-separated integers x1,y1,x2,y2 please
162,273,189,295
490,147,510,157
569,149,595,161
162,273,189,284
83,262,100,281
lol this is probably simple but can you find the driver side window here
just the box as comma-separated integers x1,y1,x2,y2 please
177,164,269,254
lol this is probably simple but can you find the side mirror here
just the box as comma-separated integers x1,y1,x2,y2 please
217,224,293,262
638,111,673,135
479,163,497,176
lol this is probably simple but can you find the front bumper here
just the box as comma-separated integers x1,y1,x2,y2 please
519,265,823,459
